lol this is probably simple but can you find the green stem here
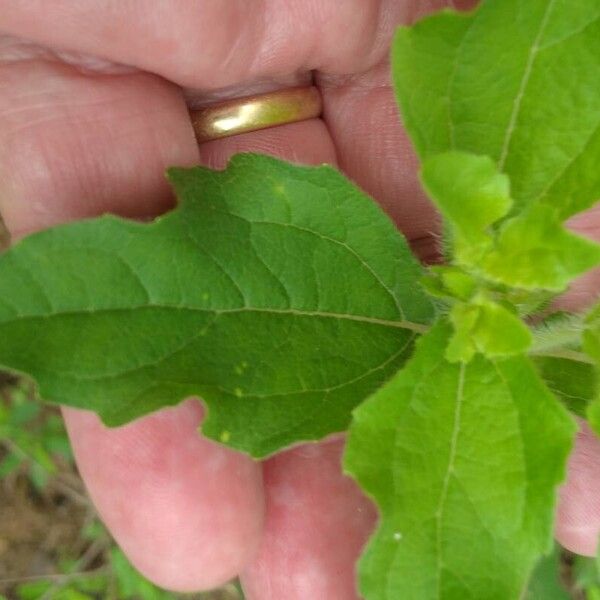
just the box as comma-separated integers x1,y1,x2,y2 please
529,348,595,365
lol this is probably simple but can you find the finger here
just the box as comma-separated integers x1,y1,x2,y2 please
195,118,336,171
240,438,377,600
556,423,600,556
2,0,403,89
63,401,265,590
0,55,267,590
320,61,440,261
0,56,198,237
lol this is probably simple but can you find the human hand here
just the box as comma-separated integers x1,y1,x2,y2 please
0,1,598,597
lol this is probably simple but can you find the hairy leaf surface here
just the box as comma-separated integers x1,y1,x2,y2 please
420,152,511,265
0,154,433,457
345,322,575,600
394,0,600,217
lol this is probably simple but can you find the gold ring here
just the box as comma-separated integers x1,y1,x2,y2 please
190,86,323,143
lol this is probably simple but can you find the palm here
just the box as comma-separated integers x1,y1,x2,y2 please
0,1,598,597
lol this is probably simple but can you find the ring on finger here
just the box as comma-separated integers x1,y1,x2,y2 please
189,86,323,143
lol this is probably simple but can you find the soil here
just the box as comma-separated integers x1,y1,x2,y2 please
0,462,89,590
0,371,242,600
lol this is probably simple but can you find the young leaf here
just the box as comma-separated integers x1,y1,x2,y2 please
446,299,531,363
345,322,575,600
394,0,600,217
421,153,600,292
481,205,600,291
420,152,512,265
0,154,433,457
422,266,477,302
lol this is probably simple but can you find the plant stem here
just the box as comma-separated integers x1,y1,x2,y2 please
529,348,595,365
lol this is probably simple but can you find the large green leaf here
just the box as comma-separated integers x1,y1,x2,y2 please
0,154,433,457
345,322,575,600
392,11,472,160
394,0,600,217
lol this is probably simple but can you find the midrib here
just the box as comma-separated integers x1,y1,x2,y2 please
0,304,430,335
434,361,466,598
498,0,556,169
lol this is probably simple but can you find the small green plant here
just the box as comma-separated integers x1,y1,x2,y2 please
0,376,72,491
0,377,243,600
1,1,600,598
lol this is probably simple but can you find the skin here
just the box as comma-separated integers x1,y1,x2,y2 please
0,0,599,596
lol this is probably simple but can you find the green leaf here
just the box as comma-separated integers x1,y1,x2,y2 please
110,548,173,600
534,356,596,418
423,267,477,302
588,400,600,440
580,303,600,436
446,299,532,363
421,152,600,292
0,154,433,457
394,0,600,218
345,322,575,600
0,452,22,478
8,400,39,426
481,205,600,291
16,583,98,600
421,152,512,264
584,303,600,363
430,267,477,300
573,549,600,594
524,545,570,600
392,10,473,160
574,554,600,597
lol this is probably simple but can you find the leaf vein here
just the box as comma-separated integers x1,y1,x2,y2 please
498,0,556,169
435,361,465,598
245,218,406,320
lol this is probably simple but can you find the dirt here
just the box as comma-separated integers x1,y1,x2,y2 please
0,371,242,599
0,465,89,589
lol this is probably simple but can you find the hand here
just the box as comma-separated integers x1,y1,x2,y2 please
0,1,597,597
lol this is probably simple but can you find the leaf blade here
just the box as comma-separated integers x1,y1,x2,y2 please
345,322,575,599
394,0,600,217
0,154,433,457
